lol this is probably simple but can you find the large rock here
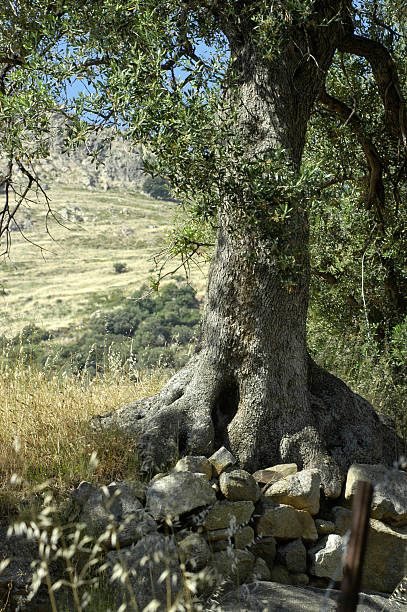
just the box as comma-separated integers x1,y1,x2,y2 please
219,469,261,502
173,455,213,479
345,464,407,526
333,506,407,593
76,481,157,547
308,534,344,581
256,503,318,542
146,471,216,520
211,582,398,611
201,501,255,530
264,469,321,515
104,533,182,610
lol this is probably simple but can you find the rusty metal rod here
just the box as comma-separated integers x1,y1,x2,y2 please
337,480,373,612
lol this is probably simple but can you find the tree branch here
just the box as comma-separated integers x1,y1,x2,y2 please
311,268,360,311
337,33,407,147
318,83,385,225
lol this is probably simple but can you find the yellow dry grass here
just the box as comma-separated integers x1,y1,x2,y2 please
0,351,170,509
0,185,208,335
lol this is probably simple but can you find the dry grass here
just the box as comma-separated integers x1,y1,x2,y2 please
0,350,170,511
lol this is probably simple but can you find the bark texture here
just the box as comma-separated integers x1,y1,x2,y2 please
94,8,403,496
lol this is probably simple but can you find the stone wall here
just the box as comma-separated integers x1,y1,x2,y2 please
2,448,407,610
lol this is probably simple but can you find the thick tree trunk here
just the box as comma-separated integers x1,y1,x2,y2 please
94,24,402,496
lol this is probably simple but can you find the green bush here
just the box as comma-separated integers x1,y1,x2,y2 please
2,283,201,377
142,175,173,200
113,262,128,274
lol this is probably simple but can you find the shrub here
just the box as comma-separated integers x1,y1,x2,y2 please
113,262,129,274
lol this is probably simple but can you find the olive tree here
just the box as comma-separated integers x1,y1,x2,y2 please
1,0,405,495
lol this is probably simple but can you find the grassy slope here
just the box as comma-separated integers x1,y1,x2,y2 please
0,185,208,336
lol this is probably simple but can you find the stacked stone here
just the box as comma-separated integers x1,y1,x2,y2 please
60,449,407,609
7,449,405,610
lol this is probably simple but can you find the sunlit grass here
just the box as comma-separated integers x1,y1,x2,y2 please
0,349,170,512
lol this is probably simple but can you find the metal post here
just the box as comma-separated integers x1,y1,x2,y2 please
337,480,373,612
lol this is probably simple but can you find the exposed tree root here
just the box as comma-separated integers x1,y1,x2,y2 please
93,353,402,497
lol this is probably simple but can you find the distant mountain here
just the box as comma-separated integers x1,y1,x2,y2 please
35,122,147,191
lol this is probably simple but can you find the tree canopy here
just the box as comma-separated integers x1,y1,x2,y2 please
1,1,406,477
1,2,407,342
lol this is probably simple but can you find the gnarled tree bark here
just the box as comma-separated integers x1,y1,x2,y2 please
94,4,402,497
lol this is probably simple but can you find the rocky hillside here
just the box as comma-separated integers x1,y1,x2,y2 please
34,121,147,191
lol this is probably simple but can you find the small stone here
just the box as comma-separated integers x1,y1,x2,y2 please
251,537,277,567
249,557,271,581
210,549,255,583
264,469,321,515
270,563,292,585
146,472,216,520
209,447,237,475
174,456,213,479
308,534,344,580
277,539,306,573
234,526,255,549
210,479,220,493
253,464,298,484
219,469,261,502
202,500,254,530
291,573,309,586
315,518,335,536
256,503,318,542
178,534,210,571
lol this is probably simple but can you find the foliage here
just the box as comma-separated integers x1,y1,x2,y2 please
142,175,173,200
0,282,201,377
1,1,407,393
113,262,128,274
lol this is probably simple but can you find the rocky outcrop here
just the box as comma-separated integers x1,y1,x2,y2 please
2,452,407,610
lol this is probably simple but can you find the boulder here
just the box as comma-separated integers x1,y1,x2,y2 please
174,455,213,479
219,469,261,502
253,463,298,484
264,469,321,515
345,464,407,526
256,504,318,542
201,501,254,530
308,534,344,581
333,506,407,593
211,582,396,612
178,533,210,571
146,471,216,520
104,533,182,610
209,447,237,475
77,481,157,547
277,539,307,574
